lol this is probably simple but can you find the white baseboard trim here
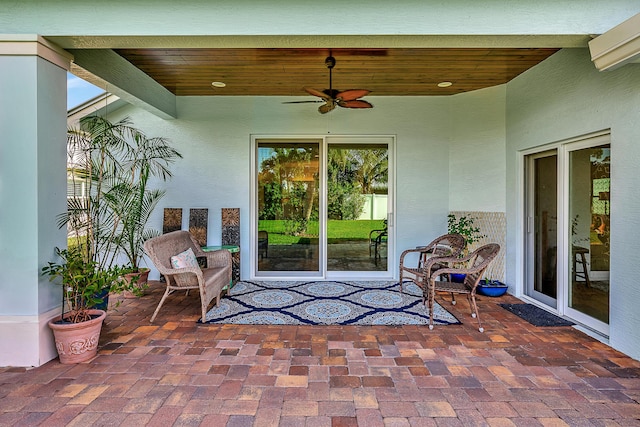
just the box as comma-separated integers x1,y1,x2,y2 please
0,307,59,368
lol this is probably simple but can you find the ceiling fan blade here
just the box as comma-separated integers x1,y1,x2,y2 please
336,89,371,101
304,87,332,101
337,99,373,109
318,101,336,114
282,100,323,104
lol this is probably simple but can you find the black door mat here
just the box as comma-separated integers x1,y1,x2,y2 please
499,303,575,327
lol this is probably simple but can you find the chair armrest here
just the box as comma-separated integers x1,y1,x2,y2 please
400,246,432,256
165,266,202,276
369,228,386,240
399,246,430,265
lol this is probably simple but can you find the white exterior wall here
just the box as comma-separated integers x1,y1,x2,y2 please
107,95,477,281
450,85,507,212
0,50,68,367
505,48,640,360
2,1,637,37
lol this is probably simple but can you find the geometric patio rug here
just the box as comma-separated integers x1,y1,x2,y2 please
202,280,460,326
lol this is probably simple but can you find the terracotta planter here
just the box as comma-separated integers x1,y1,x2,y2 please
48,309,106,364
122,268,150,298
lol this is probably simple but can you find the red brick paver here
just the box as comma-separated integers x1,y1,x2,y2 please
1,281,639,426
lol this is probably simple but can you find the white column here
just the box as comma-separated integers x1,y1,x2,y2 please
0,36,72,367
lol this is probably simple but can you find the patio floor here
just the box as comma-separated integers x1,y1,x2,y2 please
1,281,639,426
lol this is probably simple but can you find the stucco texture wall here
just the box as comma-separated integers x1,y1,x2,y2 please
108,91,506,281
505,48,640,360
450,85,507,212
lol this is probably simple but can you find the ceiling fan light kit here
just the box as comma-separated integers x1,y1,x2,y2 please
286,52,373,114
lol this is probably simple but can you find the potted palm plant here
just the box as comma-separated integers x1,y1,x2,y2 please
45,116,180,363
64,116,181,297
42,247,132,364
110,122,182,295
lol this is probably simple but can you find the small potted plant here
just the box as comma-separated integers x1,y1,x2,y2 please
447,213,486,282
42,247,138,364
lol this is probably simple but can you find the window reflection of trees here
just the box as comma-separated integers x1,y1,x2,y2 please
590,146,610,270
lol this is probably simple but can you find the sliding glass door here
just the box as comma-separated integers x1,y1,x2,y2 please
566,142,610,328
256,140,321,275
253,136,393,278
525,150,558,308
327,143,389,272
524,133,610,335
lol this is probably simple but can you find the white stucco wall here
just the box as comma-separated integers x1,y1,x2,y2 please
0,55,67,315
106,93,505,282
505,48,640,360
449,85,507,212
0,54,68,366
2,1,637,38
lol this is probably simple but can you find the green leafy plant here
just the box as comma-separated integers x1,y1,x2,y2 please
447,213,486,253
63,116,181,274
42,247,138,323
110,129,182,272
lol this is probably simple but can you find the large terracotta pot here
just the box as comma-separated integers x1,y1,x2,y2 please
122,268,150,298
48,309,106,364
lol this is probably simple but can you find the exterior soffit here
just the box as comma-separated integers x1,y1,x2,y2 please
48,35,592,50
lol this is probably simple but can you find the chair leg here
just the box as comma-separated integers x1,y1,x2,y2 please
150,287,172,323
201,299,208,323
468,294,483,332
428,287,435,330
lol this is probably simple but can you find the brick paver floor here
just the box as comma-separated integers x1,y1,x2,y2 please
1,281,639,426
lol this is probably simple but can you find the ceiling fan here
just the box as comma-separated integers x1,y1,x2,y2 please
285,53,373,114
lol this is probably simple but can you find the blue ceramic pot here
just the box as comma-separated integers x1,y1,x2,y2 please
90,288,110,310
450,273,466,283
477,281,508,297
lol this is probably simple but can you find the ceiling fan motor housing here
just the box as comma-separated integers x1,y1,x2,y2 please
325,56,336,69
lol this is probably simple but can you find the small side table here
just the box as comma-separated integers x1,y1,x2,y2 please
202,245,240,287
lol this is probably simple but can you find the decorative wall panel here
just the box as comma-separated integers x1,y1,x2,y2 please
162,208,182,234
222,208,240,281
221,208,240,246
189,208,208,247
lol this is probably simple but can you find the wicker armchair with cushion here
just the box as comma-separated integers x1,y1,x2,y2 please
398,233,465,293
425,243,501,332
144,230,232,323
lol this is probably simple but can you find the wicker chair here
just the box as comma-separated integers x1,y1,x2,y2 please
258,230,269,259
144,230,232,323
425,243,501,332
398,233,465,293
368,219,388,263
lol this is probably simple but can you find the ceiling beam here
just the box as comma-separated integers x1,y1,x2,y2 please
69,49,177,119
51,35,591,50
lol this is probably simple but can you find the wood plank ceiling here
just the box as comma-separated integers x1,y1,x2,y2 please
114,47,560,97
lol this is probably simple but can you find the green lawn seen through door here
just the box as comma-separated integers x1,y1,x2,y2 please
258,219,385,244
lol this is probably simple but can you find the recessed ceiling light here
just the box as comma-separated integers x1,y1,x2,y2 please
211,81,226,88
437,81,453,88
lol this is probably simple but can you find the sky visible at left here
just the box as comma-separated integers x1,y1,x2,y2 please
67,73,105,110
